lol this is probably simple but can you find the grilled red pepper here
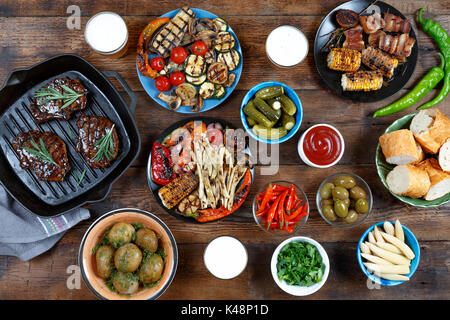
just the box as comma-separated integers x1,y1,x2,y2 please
151,142,176,185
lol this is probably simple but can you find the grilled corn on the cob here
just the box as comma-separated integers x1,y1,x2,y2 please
362,46,398,78
341,71,383,91
327,48,361,72
158,171,199,209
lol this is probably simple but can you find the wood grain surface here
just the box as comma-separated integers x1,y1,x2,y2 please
0,0,449,300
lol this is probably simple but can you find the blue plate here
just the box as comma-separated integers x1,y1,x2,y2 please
357,222,420,286
136,8,243,113
240,81,303,144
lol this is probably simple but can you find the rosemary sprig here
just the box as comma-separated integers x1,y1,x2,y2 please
22,138,57,165
72,169,86,185
34,84,83,109
92,124,116,162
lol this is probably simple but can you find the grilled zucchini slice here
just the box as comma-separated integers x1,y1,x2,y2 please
214,18,228,32
186,74,207,86
199,82,216,100
214,32,235,52
217,50,240,71
185,54,206,77
213,84,226,99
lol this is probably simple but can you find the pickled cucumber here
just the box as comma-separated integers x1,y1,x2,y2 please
253,97,280,122
281,113,295,130
267,98,282,110
246,116,256,127
254,86,284,100
279,94,297,116
252,125,287,140
243,100,274,128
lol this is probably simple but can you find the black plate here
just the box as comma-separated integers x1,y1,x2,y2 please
147,117,254,223
0,55,141,217
313,0,418,102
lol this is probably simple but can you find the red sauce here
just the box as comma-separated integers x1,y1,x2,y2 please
303,125,343,166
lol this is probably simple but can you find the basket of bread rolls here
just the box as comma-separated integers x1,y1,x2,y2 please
376,108,450,207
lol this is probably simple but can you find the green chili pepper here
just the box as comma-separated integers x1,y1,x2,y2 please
373,53,445,117
416,8,450,110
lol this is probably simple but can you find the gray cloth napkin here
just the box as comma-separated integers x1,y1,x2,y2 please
0,185,90,261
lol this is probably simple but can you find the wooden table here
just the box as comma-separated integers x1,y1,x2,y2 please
0,0,449,300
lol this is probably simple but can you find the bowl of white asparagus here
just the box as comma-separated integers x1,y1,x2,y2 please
357,220,420,286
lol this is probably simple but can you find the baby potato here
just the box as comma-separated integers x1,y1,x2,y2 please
136,228,159,253
114,243,142,272
95,245,114,279
107,222,135,248
112,271,140,295
139,254,164,284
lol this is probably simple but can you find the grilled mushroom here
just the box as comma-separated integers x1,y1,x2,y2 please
191,96,204,112
194,30,218,48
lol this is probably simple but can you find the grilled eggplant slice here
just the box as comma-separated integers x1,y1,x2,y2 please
204,50,216,64
199,82,216,100
214,18,228,32
151,7,195,57
175,83,197,101
217,49,240,71
185,54,207,77
214,32,235,52
223,73,236,88
207,62,228,85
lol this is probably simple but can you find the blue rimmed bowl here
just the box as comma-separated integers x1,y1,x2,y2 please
357,221,420,286
240,81,303,144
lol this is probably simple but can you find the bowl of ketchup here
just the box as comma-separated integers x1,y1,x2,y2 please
298,124,344,168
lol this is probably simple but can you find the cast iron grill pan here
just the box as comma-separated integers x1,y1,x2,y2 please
0,55,140,216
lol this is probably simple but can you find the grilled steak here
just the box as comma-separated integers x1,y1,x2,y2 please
75,113,119,168
150,6,195,57
30,78,87,123
12,131,70,182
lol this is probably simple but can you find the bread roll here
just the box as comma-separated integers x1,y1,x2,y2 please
386,164,431,198
439,139,450,172
379,129,423,165
410,109,450,154
417,158,450,201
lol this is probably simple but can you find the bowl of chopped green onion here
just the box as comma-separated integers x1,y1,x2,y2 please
271,236,329,296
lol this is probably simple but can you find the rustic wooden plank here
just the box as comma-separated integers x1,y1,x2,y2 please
1,241,448,299
1,0,448,17
0,15,448,91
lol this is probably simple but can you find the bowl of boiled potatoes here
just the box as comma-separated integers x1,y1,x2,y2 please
78,208,178,300
316,172,372,228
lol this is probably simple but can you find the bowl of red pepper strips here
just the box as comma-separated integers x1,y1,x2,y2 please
253,181,309,235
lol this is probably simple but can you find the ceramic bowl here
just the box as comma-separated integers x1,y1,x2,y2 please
271,236,330,296
78,208,178,300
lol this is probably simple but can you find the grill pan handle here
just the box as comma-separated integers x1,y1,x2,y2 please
2,69,28,88
102,71,137,113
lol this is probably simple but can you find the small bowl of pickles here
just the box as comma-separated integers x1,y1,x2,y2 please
316,172,372,228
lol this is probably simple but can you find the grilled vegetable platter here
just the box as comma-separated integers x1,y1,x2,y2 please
136,7,243,113
313,0,418,102
147,117,254,223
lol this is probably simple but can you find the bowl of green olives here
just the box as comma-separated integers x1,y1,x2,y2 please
78,208,178,300
316,173,372,228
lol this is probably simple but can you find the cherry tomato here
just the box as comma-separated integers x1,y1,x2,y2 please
171,47,188,64
150,57,165,71
170,71,185,86
192,41,208,56
155,76,171,91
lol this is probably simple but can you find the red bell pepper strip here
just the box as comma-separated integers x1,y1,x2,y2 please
285,184,296,211
197,169,251,222
277,190,289,229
